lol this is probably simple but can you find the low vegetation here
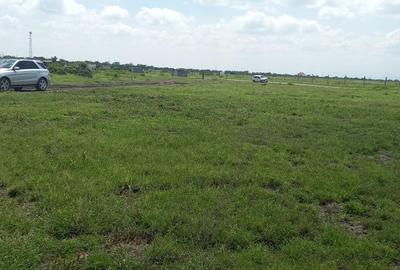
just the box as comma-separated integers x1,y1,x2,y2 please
48,61,94,78
0,77,399,269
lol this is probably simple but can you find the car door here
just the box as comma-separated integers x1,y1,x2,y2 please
11,61,32,85
23,61,40,85
8,61,26,85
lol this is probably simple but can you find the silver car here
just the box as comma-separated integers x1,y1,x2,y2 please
0,59,50,91
252,75,268,83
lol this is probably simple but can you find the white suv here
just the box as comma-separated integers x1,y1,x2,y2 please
0,59,50,91
252,75,268,83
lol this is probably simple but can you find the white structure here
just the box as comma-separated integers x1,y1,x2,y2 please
29,32,33,58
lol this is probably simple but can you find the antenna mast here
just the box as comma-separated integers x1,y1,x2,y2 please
29,31,33,58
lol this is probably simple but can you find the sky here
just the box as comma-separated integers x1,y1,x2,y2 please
0,0,399,79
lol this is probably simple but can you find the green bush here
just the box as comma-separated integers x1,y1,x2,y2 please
48,62,92,78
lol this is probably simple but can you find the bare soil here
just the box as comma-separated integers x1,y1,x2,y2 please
320,202,367,237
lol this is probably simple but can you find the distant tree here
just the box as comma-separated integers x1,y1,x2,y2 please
111,62,121,70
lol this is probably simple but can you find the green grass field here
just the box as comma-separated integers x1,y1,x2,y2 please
50,70,177,85
0,77,399,269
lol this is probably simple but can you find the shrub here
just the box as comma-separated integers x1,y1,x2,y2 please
48,62,93,77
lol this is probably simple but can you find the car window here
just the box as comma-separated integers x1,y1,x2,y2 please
37,62,47,69
15,61,39,70
0,59,16,69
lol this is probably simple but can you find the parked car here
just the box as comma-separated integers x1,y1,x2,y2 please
0,59,50,91
252,75,268,83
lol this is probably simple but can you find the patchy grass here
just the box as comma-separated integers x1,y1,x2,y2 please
50,69,191,85
0,79,399,269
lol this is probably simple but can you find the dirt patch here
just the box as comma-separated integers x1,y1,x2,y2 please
320,202,367,237
106,232,151,257
41,251,89,270
0,182,7,197
209,178,237,189
158,103,181,112
7,187,23,198
76,251,89,262
260,180,282,192
391,263,400,270
0,183,37,215
320,202,343,220
378,151,393,165
159,183,172,191
338,219,367,236
118,184,141,196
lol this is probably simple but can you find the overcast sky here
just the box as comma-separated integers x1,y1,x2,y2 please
0,0,399,79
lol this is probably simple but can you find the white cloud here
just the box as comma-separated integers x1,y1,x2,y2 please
0,0,39,13
136,7,189,27
106,22,135,35
63,0,86,15
195,0,400,18
0,15,19,25
195,0,278,10
318,6,354,19
230,11,322,35
381,29,400,48
100,5,129,19
37,0,64,14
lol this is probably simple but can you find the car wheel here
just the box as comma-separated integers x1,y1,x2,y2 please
0,77,10,92
14,87,23,91
36,78,48,91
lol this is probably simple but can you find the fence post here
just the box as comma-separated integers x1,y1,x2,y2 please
327,75,329,85
344,76,347,85
385,77,387,86
363,76,366,86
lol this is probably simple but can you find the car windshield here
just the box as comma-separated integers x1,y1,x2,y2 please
0,59,16,69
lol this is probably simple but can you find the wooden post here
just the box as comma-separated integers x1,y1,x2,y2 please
327,75,329,85
363,76,366,86
385,77,387,86
344,76,347,85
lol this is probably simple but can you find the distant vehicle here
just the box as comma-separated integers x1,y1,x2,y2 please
0,59,50,91
252,75,268,83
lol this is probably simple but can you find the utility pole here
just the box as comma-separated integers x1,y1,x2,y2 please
29,32,33,58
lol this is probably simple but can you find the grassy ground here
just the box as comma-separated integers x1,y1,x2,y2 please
50,69,399,89
51,70,180,85
0,78,399,269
